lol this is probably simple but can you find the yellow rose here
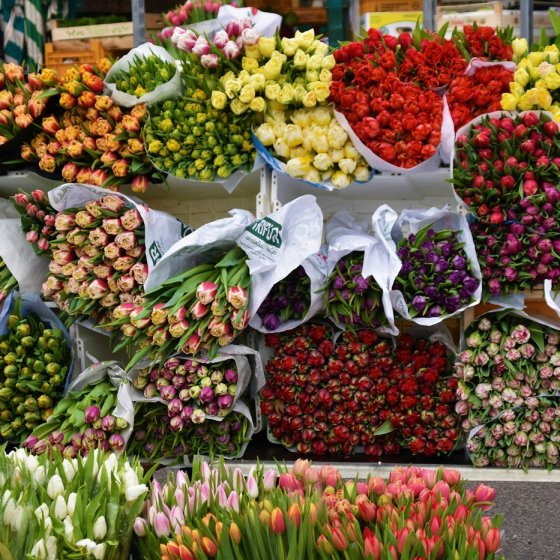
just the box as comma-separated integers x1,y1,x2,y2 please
245,45,262,60
311,130,329,153
527,51,546,67
281,37,299,57
294,29,315,50
255,123,275,146
304,168,321,183
310,106,331,126
536,87,552,109
319,68,332,83
544,72,560,90
327,124,348,149
211,91,227,110
306,70,319,83
321,54,335,70
264,83,281,100
224,79,241,99
277,85,293,105
242,57,259,73
273,137,290,159
249,73,266,91
307,54,322,71
238,70,251,85
261,59,282,81
311,40,329,57
338,158,356,175
311,82,330,102
509,82,525,97
230,99,249,115
313,152,333,171
258,36,276,58
331,170,351,189
514,69,530,88
284,124,303,147
329,148,344,162
354,165,370,182
271,51,288,64
344,142,359,160
512,38,528,60
302,91,317,108
286,155,313,177
293,50,310,69
292,85,307,103
239,84,256,104
290,109,312,128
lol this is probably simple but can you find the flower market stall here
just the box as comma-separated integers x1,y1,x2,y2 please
2,1,560,557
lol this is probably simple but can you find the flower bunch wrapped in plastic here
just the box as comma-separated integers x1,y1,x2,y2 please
128,403,251,461
41,193,148,327
0,447,148,559
134,356,241,421
393,224,479,319
26,378,129,458
111,246,251,366
163,0,239,28
501,44,560,120
451,24,513,61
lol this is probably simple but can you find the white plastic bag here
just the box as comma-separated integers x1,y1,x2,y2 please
324,210,398,334
104,43,182,107
145,209,255,291
250,250,328,333
0,219,48,293
375,205,482,326
48,183,189,271
66,359,135,445
237,195,323,320
217,5,282,37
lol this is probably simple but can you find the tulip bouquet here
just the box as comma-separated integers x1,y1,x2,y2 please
0,447,149,559
262,323,460,457
446,64,513,129
323,251,389,330
56,58,112,101
10,188,57,255
470,220,560,298
135,458,502,560
453,111,560,224
41,193,149,327
128,402,253,461
451,24,513,61
0,63,55,153
164,0,239,28
393,224,479,319
455,313,560,467
26,376,130,458
0,296,71,443
501,44,560,120
111,245,251,366
134,354,249,421
0,258,17,304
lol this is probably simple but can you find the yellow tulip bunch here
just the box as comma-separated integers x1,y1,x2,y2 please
501,44,560,120
255,105,370,188
211,29,335,116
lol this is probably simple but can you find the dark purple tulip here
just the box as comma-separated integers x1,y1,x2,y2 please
488,278,501,295
400,261,414,273
417,265,427,276
426,251,439,264
504,267,517,282
435,258,448,273
541,253,555,266
451,255,466,270
425,286,438,298
428,305,443,318
510,223,525,236
342,288,351,301
206,401,220,416
537,238,552,253
463,276,479,295
263,313,280,330
397,247,410,259
439,241,452,257
216,434,231,444
421,240,435,251
144,443,155,455
354,276,369,294
99,440,110,453
412,295,426,313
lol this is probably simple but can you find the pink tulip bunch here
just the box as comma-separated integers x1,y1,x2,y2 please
164,0,239,27
39,193,148,328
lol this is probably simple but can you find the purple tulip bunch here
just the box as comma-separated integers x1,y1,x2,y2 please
134,356,240,427
455,313,560,467
256,266,311,331
128,403,250,462
323,251,388,329
471,220,560,298
393,224,479,319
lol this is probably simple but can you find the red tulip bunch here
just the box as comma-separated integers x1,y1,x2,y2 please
452,24,513,61
261,323,460,457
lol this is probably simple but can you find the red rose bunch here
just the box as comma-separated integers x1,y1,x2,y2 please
446,65,513,128
453,25,513,61
261,323,460,458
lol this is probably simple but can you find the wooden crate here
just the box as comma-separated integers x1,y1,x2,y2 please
44,40,106,76
463,289,560,331
360,0,421,14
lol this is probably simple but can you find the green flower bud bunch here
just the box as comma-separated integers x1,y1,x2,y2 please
108,54,177,98
0,298,71,443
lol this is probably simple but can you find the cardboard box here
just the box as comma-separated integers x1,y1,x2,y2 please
360,0,421,14
51,21,133,41
360,11,423,34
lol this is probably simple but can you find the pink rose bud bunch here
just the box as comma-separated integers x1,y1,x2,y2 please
39,193,151,328
133,356,241,422
10,189,58,255
113,246,251,368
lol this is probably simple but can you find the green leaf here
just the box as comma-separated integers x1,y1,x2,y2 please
373,419,394,436
550,8,560,35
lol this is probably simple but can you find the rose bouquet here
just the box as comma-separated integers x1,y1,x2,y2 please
10,189,57,255
0,447,148,560
455,312,560,467
0,258,17,304
261,323,460,457
135,458,502,560
451,24,513,61
501,44,560,120
393,223,479,319
128,402,252,461
41,193,148,327
0,296,71,443
453,111,560,224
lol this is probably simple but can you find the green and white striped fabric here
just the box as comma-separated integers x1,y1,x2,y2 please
2,0,26,65
24,0,44,67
